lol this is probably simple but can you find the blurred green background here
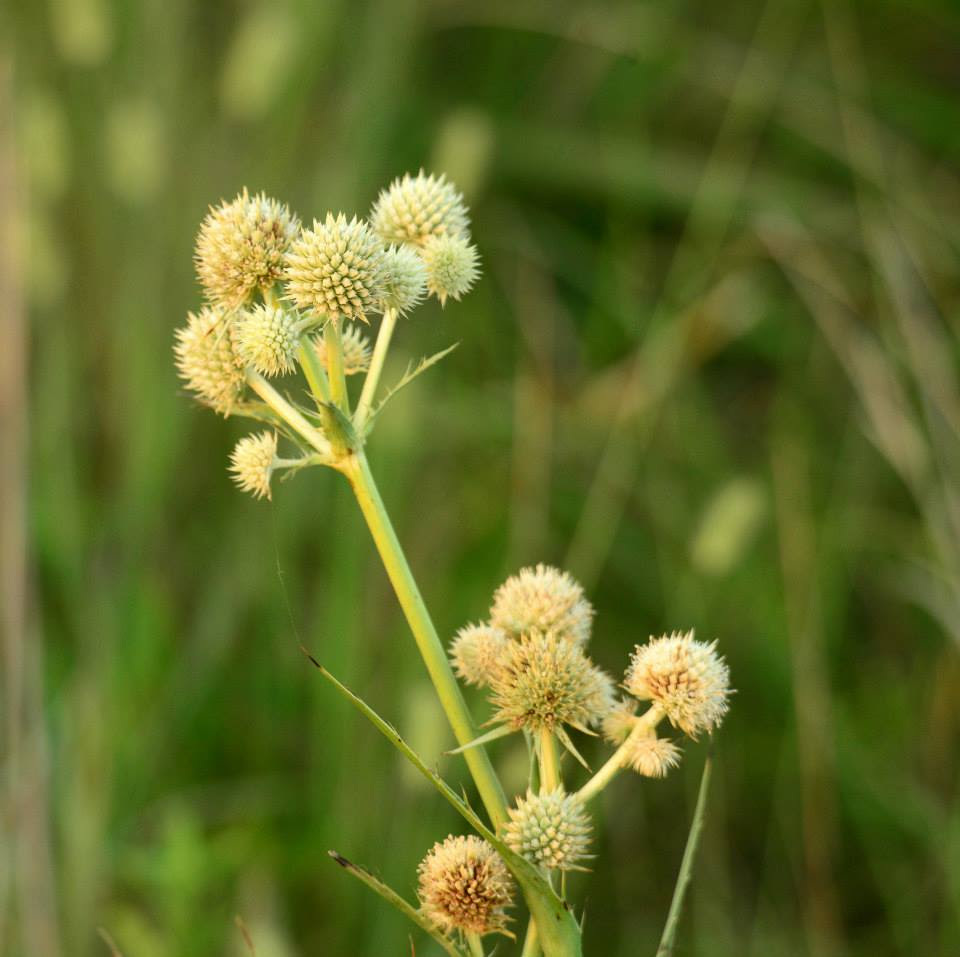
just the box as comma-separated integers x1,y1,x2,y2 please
3,0,960,954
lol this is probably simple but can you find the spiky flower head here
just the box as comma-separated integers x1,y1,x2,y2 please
173,306,246,416
229,431,278,500
624,630,731,737
624,734,682,778
379,244,428,316
504,788,592,871
283,214,387,322
450,623,509,688
195,189,299,309
602,698,639,745
488,632,614,734
370,170,470,248
490,564,594,647
421,233,479,306
417,835,513,937
234,304,300,377
312,324,371,375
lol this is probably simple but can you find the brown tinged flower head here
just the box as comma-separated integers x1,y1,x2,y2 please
450,623,509,688
488,632,615,734
624,734,682,778
229,431,278,500
417,835,513,937
490,564,594,647
421,233,479,306
195,189,299,309
173,306,246,416
283,214,387,322
602,698,639,744
312,324,371,375
380,244,428,315
504,788,592,872
234,303,300,377
370,170,470,247
624,630,731,737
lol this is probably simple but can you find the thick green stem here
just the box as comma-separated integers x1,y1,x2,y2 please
354,306,398,432
466,933,485,957
324,320,350,411
521,922,541,957
343,450,507,829
539,729,561,792
297,339,331,405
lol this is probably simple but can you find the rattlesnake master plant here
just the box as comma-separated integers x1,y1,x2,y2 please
174,171,732,957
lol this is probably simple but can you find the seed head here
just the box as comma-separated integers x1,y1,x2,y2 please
173,307,246,416
624,630,731,737
312,324,371,375
229,431,278,500
380,244,428,315
195,189,299,309
504,788,592,871
624,734,682,778
370,170,470,247
602,698,639,744
488,632,614,734
450,623,509,688
417,835,513,937
234,304,300,377
490,564,593,647
421,233,479,306
283,214,387,322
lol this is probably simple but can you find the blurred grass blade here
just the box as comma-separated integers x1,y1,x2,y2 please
655,754,713,957
327,851,467,957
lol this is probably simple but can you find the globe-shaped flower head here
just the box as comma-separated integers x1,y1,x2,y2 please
450,623,509,688
379,244,428,315
234,304,300,377
370,170,469,247
229,431,278,500
194,189,299,309
283,214,387,322
417,835,513,937
504,788,592,871
173,306,246,416
421,234,479,306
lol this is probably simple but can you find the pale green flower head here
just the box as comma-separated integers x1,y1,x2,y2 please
504,788,592,872
421,233,479,306
379,244,427,315
283,214,387,322
370,170,469,247
235,303,300,377
173,306,246,416
229,430,278,500
195,188,299,309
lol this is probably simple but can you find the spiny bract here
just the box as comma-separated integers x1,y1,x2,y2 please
173,306,246,416
488,632,614,733
283,214,387,322
421,233,479,306
504,788,592,871
195,189,299,309
235,303,300,377
312,323,371,375
450,623,509,688
490,564,594,646
417,835,513,937
380,244,428,315
370,170,470,247
229,431,278,500
624,630,731,737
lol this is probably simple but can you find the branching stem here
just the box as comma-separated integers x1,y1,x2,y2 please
355,306,398,432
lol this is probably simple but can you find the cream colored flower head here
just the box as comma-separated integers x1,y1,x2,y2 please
624,734,682,778
504,788,592,872
283,214,387,322
490,564,594,647
173,306,246,416
488,632,614,734
195,189,299,309
229,431,278,500
417,835,513,937
602,698,638,745
234,304,300,377
312,324,371,375
380,244,428,315
624,630,731,737
421,233,479,306
370,170,469,247
450,623,509,688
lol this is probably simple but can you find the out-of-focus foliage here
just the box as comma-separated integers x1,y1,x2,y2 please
4,0,959,955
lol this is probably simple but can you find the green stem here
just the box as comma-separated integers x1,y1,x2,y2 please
324,319,350,412
244,370,332,458
521,922,541,957
577,705,664,805
466,933,485,957
539,729,561,792
354,306,398,432
655,753,713,957
298,339,331,405
342,450,508,829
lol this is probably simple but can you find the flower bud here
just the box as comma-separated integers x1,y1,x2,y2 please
380,244,427,315
370,170,469,247
421,233,479,306
235,303,300,377
504,788,592,871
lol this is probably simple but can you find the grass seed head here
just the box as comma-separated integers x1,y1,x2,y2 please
173,306,246,415
504,788,592,871
624,630,731,737
450,623,509,688
229,430,278,500
370,170,470,247
421,233,479,306
235,303,299,377
417,835,513,936
195,189,299,309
